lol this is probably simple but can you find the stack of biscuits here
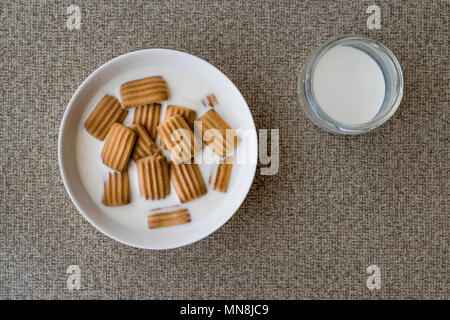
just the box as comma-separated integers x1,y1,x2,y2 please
84,76,238,229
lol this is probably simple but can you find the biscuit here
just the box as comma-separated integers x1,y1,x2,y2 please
164,105,196,129
157,115,197,164
213,157,233,192
133,103,161,140
84,94,128,140
101,123,137,171
148,208,191,229
120,76,168,109
130,124,161,160
102,171,130,206
170,162,207,203
201,93,219,108
136,155,170,200
161,105,196,149
195,109,239,158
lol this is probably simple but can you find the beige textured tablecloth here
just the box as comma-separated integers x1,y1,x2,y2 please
0,0,448,299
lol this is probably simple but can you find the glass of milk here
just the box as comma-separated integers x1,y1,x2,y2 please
298,35,403,134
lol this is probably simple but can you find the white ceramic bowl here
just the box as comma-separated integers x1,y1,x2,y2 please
58,49,257,249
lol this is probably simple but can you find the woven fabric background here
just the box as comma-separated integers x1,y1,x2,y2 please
0,0,448,299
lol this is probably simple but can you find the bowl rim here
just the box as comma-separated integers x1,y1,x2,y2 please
58,48,258,249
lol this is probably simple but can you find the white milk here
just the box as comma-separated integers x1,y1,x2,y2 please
312,45,385,125
76,66,240,231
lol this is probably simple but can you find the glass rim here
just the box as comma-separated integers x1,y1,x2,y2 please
300,35,404,134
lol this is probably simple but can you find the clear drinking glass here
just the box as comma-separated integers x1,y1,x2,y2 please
298,35,403,134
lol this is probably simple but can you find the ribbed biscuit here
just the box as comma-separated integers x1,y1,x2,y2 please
195,109,239,158
170,162,207,203
102,171,130,206
133,103,161,140
136,155,170,200
161,105,196,149
101,123,137,171
84,94,128,140
164,105,196,129
213,157,233,192
120,76,168,109
130,124,161,160
148,208,191,229
157,115,197,164
201,93,219,108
